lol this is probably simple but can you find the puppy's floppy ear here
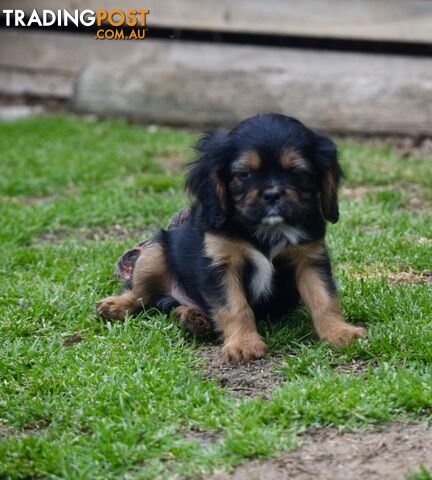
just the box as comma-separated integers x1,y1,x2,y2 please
314,132,343,223
186,129,232,228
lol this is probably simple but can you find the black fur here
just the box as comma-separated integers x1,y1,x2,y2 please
139,114,342,322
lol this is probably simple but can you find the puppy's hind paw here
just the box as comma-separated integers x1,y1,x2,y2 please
174,306,214,337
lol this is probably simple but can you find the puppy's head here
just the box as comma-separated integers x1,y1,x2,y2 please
187,113,342,229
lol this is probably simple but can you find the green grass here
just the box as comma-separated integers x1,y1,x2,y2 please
1,115,431,479
407,467,432,480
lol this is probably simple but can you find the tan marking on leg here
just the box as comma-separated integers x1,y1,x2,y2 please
281,240,327,262
204,233,268,363
286,241,366,344
204,233,249,269
217,299,268,364
131,242,170,302
96,242,170,321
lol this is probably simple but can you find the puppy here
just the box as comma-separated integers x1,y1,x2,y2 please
97,113,365,362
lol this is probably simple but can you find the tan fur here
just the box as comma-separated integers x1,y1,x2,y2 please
321,168,338,219
96,242,170,321
204,233,268,362
283,241,365,344
280,149,309,170
212,171,229,211
236,149,261,170
231,185,260,213
204,234,249,269
240,187,261,211
280,240,327,263
132,242,169,296
96,290,142,321
282,188,300,202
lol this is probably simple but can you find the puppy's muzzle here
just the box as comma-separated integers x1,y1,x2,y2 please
262,188,282,204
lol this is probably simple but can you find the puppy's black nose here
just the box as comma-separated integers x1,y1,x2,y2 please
263,189,281,203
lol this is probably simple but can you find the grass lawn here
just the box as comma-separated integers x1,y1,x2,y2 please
0,115,431,479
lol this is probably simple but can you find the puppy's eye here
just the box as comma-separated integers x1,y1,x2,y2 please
238,171,252,179
291,171,310,187
292,171,306,181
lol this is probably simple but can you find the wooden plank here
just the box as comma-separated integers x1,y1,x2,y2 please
0,31,155,74
2,0,432,43
1,31,431,134
71,39,432,135
0,68,74,98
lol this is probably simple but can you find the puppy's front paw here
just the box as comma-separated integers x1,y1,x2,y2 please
222,333,268,363
321,324,366,345
96,295,136,321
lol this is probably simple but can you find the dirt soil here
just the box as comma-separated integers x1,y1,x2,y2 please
32,225,154,246
389,269,432,285
343,183,431,212
344,264,432,285
208,422,432,480
363,135,432,158
197,346,286,399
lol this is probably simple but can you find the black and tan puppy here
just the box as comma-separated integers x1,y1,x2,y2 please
97,113,365,362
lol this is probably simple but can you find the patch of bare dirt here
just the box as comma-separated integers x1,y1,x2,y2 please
197,346,286,399
341,265,432,285
155,153,188,173
62,331,83,347
402,235,432,245
343,183,431,211
398,183,432,212
22,419,50,434
0,193,63,206
0,419,50,438
0,425,15,437
208,422,432,480
388,268,432,285
343,186,382,200
180,425,223,445
33,225,154,246
359,225,382,235
334,358,378,375
0,187,80,206
364,135,432,158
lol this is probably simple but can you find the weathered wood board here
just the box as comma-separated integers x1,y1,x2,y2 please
0,31,145,74
73,39,432,134
2,0,432,44
1,31,432,134
0,69,74,98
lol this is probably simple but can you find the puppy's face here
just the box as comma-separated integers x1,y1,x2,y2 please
228,148,318,227
187,113,342,231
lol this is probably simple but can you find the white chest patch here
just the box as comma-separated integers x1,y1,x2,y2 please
266,226,308,260
255,223,307,249
283,226,308,245
248,248,274,303
269,240,287,261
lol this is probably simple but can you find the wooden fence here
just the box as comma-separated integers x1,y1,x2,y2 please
1,0,432,134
